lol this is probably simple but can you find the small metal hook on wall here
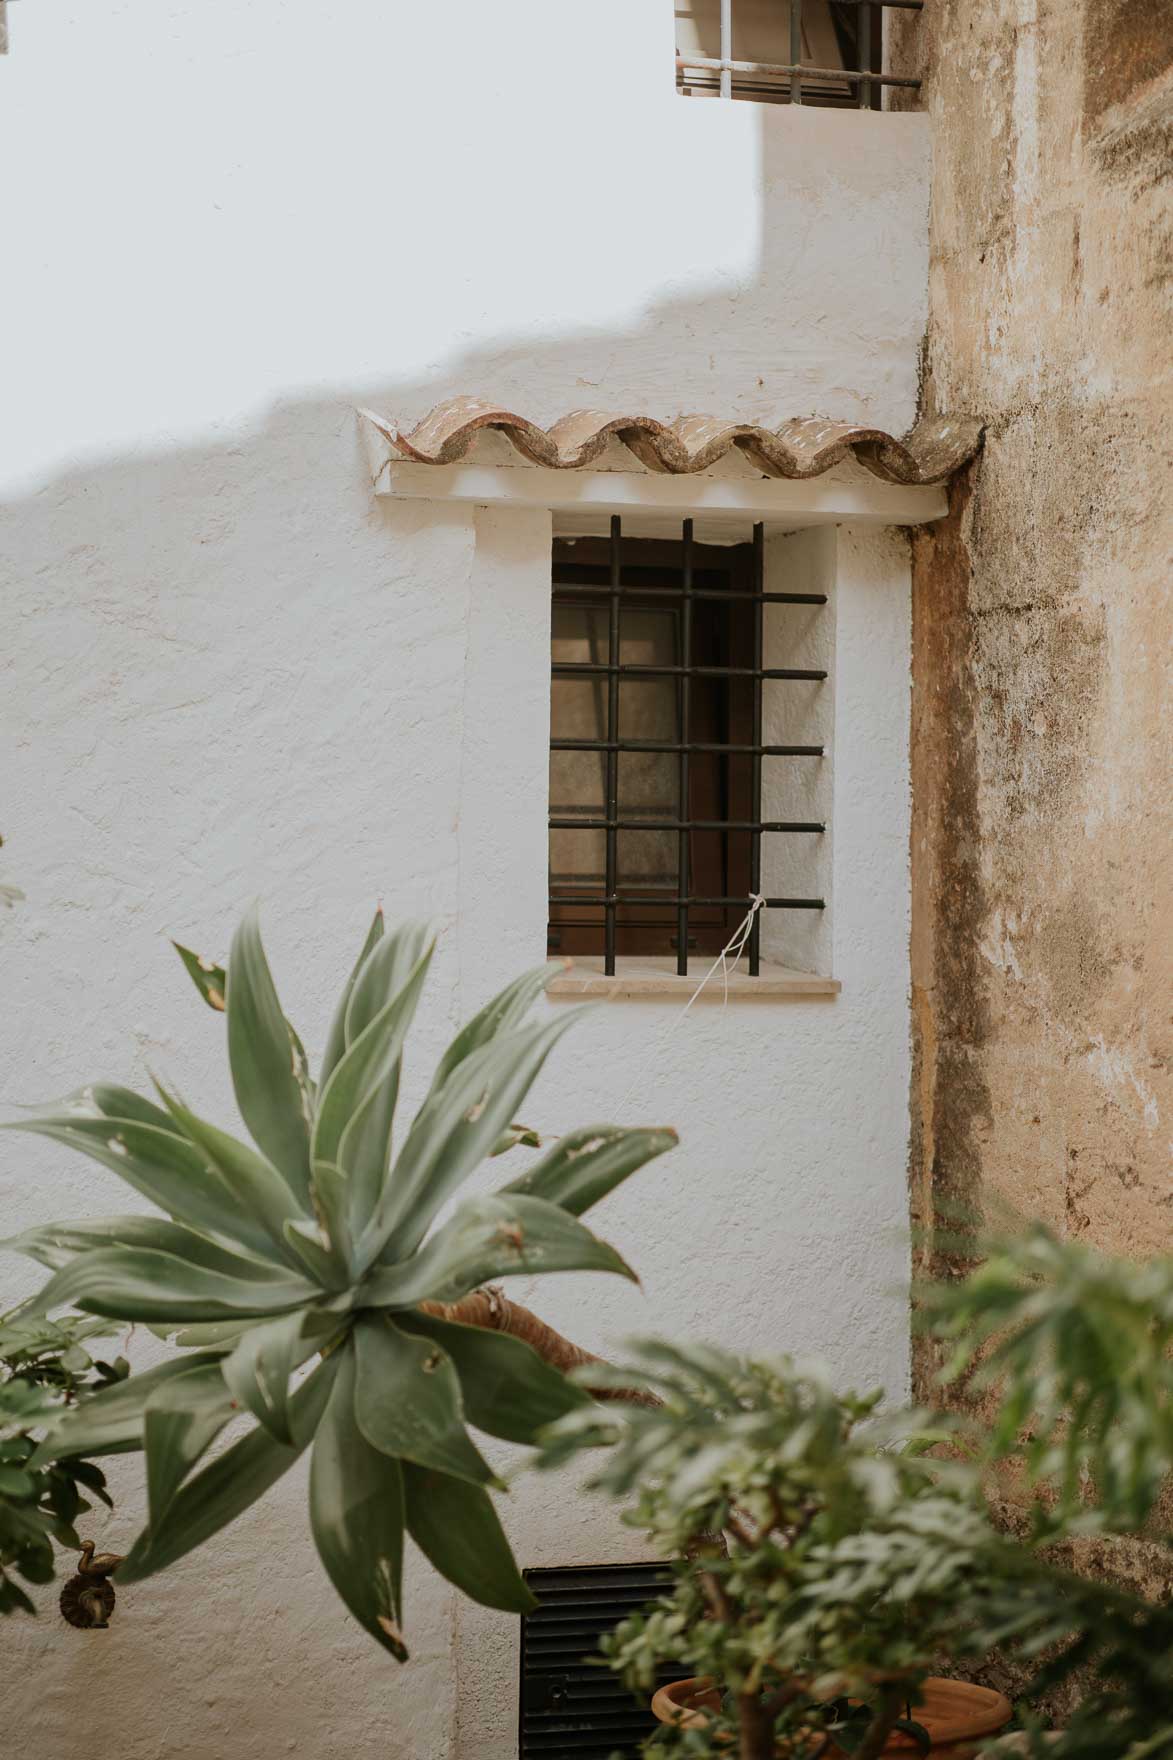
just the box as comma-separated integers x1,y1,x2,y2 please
59,1540,124,1630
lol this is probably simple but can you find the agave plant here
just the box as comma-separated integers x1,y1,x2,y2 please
1,907,676,1656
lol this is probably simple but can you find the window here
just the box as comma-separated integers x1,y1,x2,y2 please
547,519,827,978
675,0,921,109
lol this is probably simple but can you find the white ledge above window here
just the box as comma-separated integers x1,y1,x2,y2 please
358,402,979,534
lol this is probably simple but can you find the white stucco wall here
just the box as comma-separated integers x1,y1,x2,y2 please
1,3,927,1757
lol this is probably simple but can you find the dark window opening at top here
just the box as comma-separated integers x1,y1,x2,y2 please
675,0,921,110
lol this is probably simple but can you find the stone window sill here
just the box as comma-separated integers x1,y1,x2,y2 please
546,956,840,1001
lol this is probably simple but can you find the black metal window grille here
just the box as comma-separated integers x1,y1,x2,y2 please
548,518,827,978
519,1563,691,1760
675,0,921,109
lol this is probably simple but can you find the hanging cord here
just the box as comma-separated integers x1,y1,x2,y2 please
613,892,766,1117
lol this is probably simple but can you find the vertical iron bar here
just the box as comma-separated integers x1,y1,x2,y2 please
789,0,803,105
676,520,693,976
720,0,732,99
858,1,872,108
604,515,621,975
749,523,764,976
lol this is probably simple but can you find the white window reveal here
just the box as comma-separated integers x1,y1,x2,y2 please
674,0,923,109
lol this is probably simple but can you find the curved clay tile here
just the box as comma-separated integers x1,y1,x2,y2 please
370,397,982,486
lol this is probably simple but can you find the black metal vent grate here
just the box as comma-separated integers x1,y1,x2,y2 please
520,1563,691,1760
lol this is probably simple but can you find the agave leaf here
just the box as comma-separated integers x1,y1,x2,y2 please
359,1010,587,1271
16,1082,183,1135
312,934,434,1236
396,1311,589,1445
489,1123,542,1157
282,1218,347,1290
426,964,561,1097
362,1193,637,1311
318,908,384,1092
117,1354,339,1584
29,1352,229,1467
221,1309,336,1444
173,942,227,1012
498,1124,678,1218
309,1337,408,1661
26,1246,318,1323
344,919,433,1047
309,1160,354,1271
226,906,312,1203
2,1216,292,1281
144,1364,237,1528
402,1461,536,1614
153,1079,308,1268
0,1114,286,1265
352,1314,499,1487
158,1317,259,1350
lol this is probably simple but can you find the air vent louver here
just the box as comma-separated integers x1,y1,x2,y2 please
520,1563,691,1760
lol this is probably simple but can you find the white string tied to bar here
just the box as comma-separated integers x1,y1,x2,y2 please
613,891,766,1118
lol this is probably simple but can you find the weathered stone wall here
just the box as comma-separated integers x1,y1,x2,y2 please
892,2,1172,1338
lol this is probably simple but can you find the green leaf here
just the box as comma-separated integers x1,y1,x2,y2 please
359,1009,587,1271
173,942,227,1012
151,1080,308,1268
402,1462,535,1614
312,929,434,1237
226,905,312,1202
26,1247,318,1323
362,1192,637,1310
309,1160,354,1272
0,1114,287,1264
353,1315,498,1487
319,908,384,1092
30,1352,229,1466
489,1123,543,1157
4,1215,294,1281
282,1218,346,1290
395,1311,589,1445
144,1365,236,1528
309,1338,407,1661
427,964,562,1096
0,1466,36,1498
17,1083,183,1135
221,1310,335,1444
117,1355,339,1583
498,1124,678,1217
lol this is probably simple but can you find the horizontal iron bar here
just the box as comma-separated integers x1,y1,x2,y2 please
553,584,828,604
676,54,920,87
548,893,826,909
552,662,827,680
549,818,825,832
551,739,824,756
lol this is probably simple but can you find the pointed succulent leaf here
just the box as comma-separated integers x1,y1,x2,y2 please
489,1123,542,1157
221,1309,336,1444
17,1082,183,1135
29,1352,229,1467
309,1338,407,1661
353,1315,499,1487
282,1218,348,1290
117,1355,339,1583
498,1124,678,1218
318,908,384,1091
27,1246,318,1323
360,1009,587,1271
402,1462,536,1614
427,963,562,1096
396,1311,589,1445
144,1364,237,1529
309,1160,354,1271
173,942,227,1012
159,1317,260,1350
3,1215,296,1281
312,933,433,1203
362,1192,637,1310
344,918,433,1047
226,905,312,1202
0,1114,286,1265
154,1078,308,1265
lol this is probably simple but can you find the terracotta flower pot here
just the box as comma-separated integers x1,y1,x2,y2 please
651,1675,1014,1756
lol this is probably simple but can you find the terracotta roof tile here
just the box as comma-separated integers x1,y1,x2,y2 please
367,397,982,486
